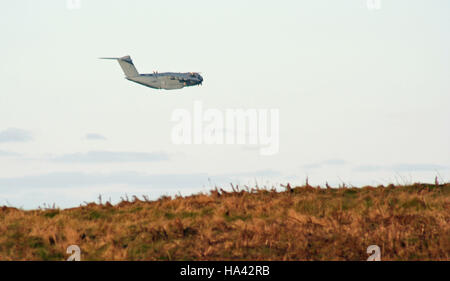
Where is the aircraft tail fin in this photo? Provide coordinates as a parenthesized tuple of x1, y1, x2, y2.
(100, 55, 139, 78)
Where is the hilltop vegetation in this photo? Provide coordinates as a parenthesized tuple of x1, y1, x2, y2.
(0, 183, 449, 260)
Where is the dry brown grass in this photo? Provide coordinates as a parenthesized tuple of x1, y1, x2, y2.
(0, 183, 449, 261)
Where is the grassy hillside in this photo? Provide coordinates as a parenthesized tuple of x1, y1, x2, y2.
(0, 183, 449, 261)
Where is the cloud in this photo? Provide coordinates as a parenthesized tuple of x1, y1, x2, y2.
(323, 159, 347, 165)
(51, 151, 170, 163)
(231, 170, 280, 178)
(391, 164, 448, 172)
(354, 163, 448, 172)
(303, 158, 347, 169)
(0, 128, 33, 142)
(0, 170, 281, 190)
(85, 133, 107, 140)
(0, 171, 200, 189)
(0, 150, 21, 157)
(354, 165, 383, 172)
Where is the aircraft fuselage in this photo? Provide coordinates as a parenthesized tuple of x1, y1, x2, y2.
(127, 72, 203, 90)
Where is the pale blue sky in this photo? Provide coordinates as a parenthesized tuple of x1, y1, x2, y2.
(0, 0, 449, 208)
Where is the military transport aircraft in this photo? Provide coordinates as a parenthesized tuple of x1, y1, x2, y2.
(100, 55, 203, 90)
